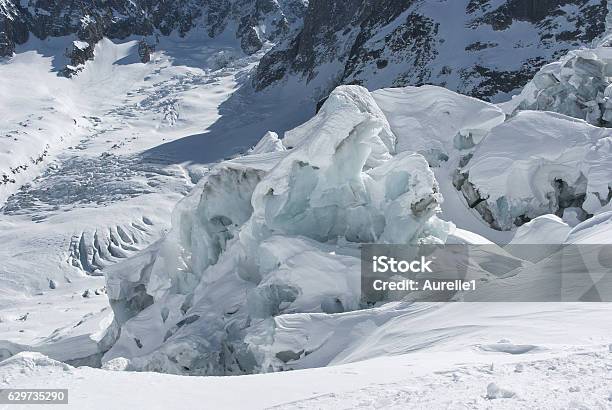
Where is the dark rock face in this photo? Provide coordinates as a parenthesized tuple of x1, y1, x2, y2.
(62, 40, 96, 77)
(0, 1, 27, 56)
(0, 0, 307, 59)
(253, 0, 607, 102)
(137, 40, 153, 63)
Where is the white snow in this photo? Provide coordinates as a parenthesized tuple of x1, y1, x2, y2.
(505, 215, 571, 262)
(372, 85, 505, 160)
(566, 210, 612, 244)
(248, 131, 285, 155)
(72, 40, 89, 50)
(464, 111, 612, 230)
(2, 14, 612, 410)
(2, 303, 612, 409)
(0, 41, 80, 204)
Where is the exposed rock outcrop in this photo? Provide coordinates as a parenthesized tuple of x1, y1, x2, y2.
(62, 41, 95, 77)
(137, 40, 153, 63)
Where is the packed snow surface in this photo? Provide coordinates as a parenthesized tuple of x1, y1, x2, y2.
(2, 303, 612, 409)
(371, 86, 505, 161)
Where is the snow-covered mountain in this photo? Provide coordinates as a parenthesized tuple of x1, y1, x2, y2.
(3, 1, 607, 100)
(254, 0, 607, 102)
(0, 0, 307, 63)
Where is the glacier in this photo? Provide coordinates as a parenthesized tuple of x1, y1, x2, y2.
(2, 4, 612, 408)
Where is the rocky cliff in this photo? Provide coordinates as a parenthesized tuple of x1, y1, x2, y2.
(0, 0, 307, 58)
(1, 1, 607, 100)
(253, 0, 607, 101)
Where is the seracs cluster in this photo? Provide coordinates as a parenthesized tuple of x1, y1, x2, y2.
(102, 86, 454, 375)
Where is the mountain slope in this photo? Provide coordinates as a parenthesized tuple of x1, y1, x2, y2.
(254, 0, 607, 102)
(0, 0, 307, 58)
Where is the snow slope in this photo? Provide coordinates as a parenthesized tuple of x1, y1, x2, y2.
(0, 38, 80, 204)
(1, 302, 612, 409)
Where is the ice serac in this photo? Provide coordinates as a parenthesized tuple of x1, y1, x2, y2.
(507, 47, 612, 126)
(371, 85, 505, 164)
(505, 2, 612, 127)
(248, 131, 286, 155)
(282, 85, 396, 168)
(103, 85, 451, 375)
(458, 111, 612, 230)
